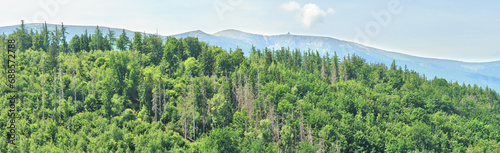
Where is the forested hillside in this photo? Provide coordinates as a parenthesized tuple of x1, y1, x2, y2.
(1, 22, 500, 152)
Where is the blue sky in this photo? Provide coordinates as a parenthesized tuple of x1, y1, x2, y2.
(1, 0, 499, 62)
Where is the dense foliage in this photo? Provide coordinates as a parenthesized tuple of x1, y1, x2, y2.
(1, 21, 500, 152)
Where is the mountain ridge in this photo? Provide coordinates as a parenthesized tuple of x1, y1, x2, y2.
(2, 23, 497, 63)
(1, 23, 499, 91)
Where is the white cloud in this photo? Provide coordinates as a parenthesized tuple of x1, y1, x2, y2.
(281, 1, 335, 29)
(327, 8, 336, 14)
(281, 1, 300, 11)
(302, 4, 328, 28)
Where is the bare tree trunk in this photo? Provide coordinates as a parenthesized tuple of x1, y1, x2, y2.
(59, 62, 63, 120)
(158, 79, 162, 119)
(181, 86, 188, 139)
(190, 76, 195, 141)
(42, 68, 45, 119)
(233, 72, 244, 111)
(269, 102, 279, 143)
(299, 108, 304, 141)
(91, 64, 94, 95)
(152, 84, 158, 123)
(224, 72, 230, 127)
(184, 117, 187, 139)
(212, 71, 217, 91)
(308, 125, 313, 145)
(331, 62, 337, 85)
(201, 76, 207, 134)
(333, 137, 339, 152)
(53, 70, 57, 119)
(318, 136, 325, 153)
(81, 90, 84, 107)
(163, 79, 166, 113)
(73, 57, 76, 111)
(341, 62, 348, 81)
(256, 68, 261, 127)
(244, 74, 254, 120)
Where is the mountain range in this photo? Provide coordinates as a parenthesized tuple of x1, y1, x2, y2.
(2, 23, 499, 91)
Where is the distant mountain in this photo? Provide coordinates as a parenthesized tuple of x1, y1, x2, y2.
(2, 23, 499, 91)
(175, 29, 500, 92)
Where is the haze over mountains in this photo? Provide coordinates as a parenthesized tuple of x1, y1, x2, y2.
(2, 23, 499, 91)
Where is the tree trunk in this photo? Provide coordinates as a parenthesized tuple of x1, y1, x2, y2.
(42, 69, 45, 119)
(299, 108, 304, 141)
(73, 58, 76, 111)
(152, 84, 157, 123)
(331, 62, 337, 85)
(91, 64, 94, 95)
(201, 76, 206, 134)
(53, 70, 57, 119)
(191, 76, 195, 141)
(256, 68, 261, 128)
(59, 62, 63, 120)
(157, 79, 161, 120)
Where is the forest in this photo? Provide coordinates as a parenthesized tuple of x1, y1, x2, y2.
(1, 21, 500, 152)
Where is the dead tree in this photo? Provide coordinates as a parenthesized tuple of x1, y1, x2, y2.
(233, 72, 244, 110)
(269, 101, 279, 143)
(318, 135, 325, 153)
(244, 74, 254, 121)
(200, 76, 207, 134)
(190, 76, 196, 141)
(330, 61, 337, 85)
(212, 71, 217, 91)
(91, 64, 95, 95)
(73, 56, 76, 111)
(299, 107, 305, 142)
(256, 68, 261, 127)
(59, 62, 63, 120)
(341, 61, 348, 81)
(157, 79, 161, 118)
(152, 84, 158, 123)
(163, 79, 166, 115)
(53, 70, 57, 119)
(307, 125, 313, 145)
(180, 86, 188, 139)
(41, 65, 45, 119)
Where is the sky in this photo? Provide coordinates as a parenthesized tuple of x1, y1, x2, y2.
(1, 0, 499, 62)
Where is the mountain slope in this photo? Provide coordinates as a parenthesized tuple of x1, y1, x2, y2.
(1, 23, 499, 91)
(178, 29, 500, 92)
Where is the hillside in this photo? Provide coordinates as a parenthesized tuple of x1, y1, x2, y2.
(2, 23, 498, 92)
(1, 27, 500, 152)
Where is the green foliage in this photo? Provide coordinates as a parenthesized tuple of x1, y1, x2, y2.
(131, 32, 142, 52)
(70, 35, 80, 53)
(84, 94, 98, 112)
(200, 44, 215, 76)
(183, 37, 201, 58)
(163, 37, 181, 72)
(89, 25, 106, 51)
(203, 127, 240, 152)
(115, 29, 130, 51)
(143, 34, 163, 65)
(184, 57, 199, 77)
(2, 23, 500, 152)
(80, 29, 90, 52)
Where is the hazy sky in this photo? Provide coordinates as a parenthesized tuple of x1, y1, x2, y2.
(1, 0, 499, 62)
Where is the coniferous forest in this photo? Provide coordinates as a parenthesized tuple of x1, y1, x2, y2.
(1, 22, 500, 152)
